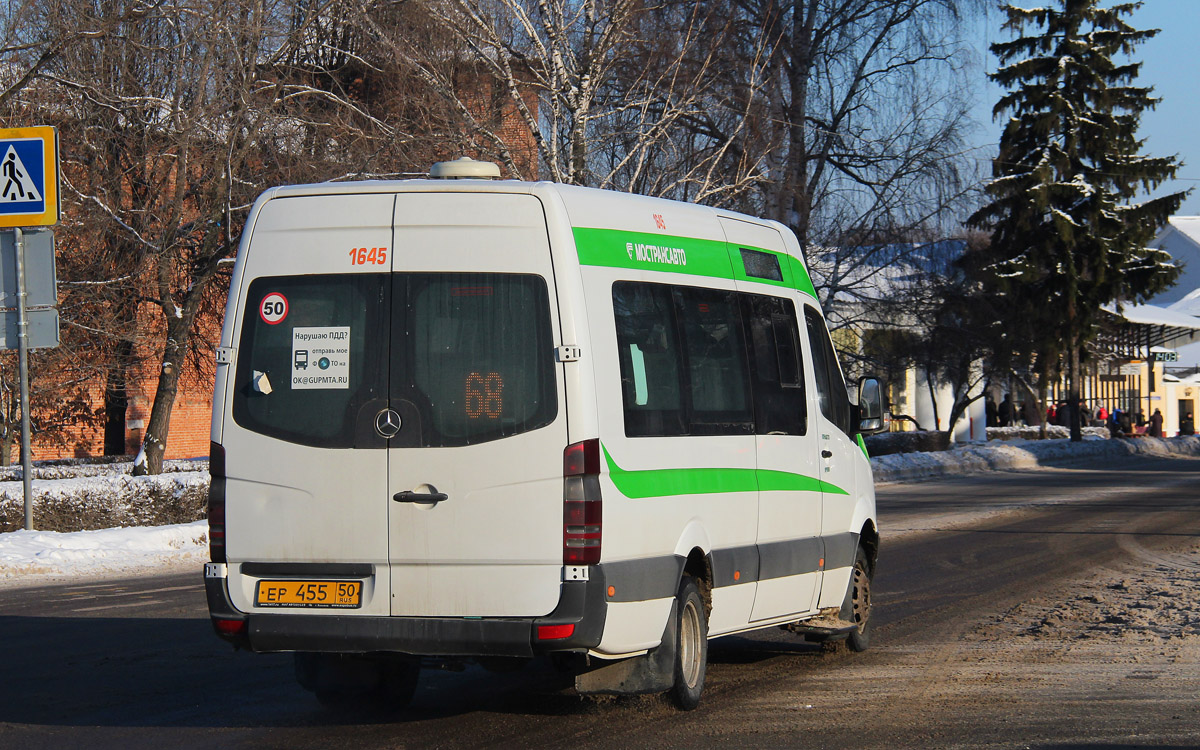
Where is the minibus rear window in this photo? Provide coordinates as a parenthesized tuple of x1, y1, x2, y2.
(231, 272, 556, 449)
(404, 273, 557, 447)
(233, 274, 389, 449)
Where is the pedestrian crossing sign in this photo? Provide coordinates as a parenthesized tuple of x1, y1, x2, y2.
(0, 126, 59, 228)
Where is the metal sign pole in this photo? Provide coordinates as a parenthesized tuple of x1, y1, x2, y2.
(14, 227, 33, 530)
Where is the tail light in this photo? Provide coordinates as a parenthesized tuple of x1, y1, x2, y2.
(563, 439, 602, 565)
(537, 623, 576, 640)
(208, 441, 226, 564)
(213, 618, 246, 637)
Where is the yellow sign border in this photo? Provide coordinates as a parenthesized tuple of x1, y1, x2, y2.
(0, 125, 59, 228)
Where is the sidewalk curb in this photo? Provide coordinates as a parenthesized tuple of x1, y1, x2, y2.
(872, 436, 1200, 484)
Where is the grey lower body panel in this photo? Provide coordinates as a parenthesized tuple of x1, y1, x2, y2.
(601, 532, 862, 602)
(249, 613, 540, 657)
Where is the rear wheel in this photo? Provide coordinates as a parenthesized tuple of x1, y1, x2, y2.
(668, 575, 708, 710)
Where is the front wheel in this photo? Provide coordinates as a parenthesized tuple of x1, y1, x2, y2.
(668, 575, 708, 710)
(844, 547, 873, 652)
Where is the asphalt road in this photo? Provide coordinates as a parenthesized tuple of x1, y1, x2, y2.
(1, 454, 1197, 749)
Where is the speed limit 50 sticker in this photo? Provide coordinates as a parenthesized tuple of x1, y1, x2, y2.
(260, 292, 289, 325)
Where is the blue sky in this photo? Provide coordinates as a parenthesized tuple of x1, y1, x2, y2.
(971, 0, 1200, 215)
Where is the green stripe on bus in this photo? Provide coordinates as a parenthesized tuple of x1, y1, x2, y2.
(602, 444, 846, 499)
(574, 227, 733, 279)
(573, 226, 818, 299)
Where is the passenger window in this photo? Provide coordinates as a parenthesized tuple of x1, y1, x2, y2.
(675, 287, 753, 435)
(614, 282, 686, 436)
(744, 295, 806, 435)
(804, 306, 852, 436)
(613, 282, 753, 437)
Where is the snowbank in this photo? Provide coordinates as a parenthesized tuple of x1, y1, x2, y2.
(0, 520, 208, 584)
(0, 457, 206, 481)
(0, 469, 209, 532)
(872, 435, 1200, 483)
(986, 425, 1110, 441)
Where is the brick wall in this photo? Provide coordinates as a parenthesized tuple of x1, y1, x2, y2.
(22, 301, 219, 463)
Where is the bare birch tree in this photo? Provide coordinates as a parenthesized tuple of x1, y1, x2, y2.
(351, 0, 766, 198)
(687, 0, 983, 332)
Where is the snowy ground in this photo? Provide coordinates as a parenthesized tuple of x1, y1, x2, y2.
(0, 521, 208, 586)
(0, 435, 1198, 588)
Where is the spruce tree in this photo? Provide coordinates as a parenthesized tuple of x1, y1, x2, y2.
(968, 0, 1189, 441)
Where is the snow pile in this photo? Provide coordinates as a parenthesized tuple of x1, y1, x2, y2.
(873, 435, 1200, 483)
(987, 425, 1110, 441)
(0, 470, 209, 532)
(0, 457, 205, 481)
(0, 520, 208, 582)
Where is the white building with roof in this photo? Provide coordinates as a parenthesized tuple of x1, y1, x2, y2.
(1138, 217, 1200, 368)
(1147, 217, 1200, 307)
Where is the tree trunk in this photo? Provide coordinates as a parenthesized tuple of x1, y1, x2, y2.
(1037, 370, 1048, 440)
(131, 316, 189, 476)
(925, 368, 941, 432)
(1069, 341, 1083, 442)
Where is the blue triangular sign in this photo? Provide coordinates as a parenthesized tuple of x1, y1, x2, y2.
(1, 145, 42, 204)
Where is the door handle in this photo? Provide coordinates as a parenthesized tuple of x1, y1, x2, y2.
(393, 490, 448, 503)
(821, 450, 833, 459)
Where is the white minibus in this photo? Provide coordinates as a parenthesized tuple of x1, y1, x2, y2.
(204, 159, 885, 710)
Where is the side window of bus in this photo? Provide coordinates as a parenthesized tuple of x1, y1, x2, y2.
(804, 306, 852, 437)
(613, 282, 686, 436)
(613, 281, 753, 437)
(744, 294, 806, 435)
(674, 286, 753, 435)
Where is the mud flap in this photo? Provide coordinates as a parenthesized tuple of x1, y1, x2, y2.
(783, 574, 860, 642)
(575, 599, 678, 696)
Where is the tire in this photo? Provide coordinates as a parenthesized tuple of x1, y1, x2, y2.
(668, 575, 708, 710)
(844, 547, 873, 652)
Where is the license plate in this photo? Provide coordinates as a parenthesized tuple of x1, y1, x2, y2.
(255, 580, 362, 609)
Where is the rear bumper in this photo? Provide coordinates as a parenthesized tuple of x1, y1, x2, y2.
(204, 565, 607, 659)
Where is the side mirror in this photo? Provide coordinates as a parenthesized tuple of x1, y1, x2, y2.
(857, 377, 885, 434)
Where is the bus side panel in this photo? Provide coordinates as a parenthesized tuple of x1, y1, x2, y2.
(580, 263, 759, 652)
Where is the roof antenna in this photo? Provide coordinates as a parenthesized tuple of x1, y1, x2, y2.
(429, 157, 500, 180)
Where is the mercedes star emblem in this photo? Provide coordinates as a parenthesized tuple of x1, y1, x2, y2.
(375, 408, 402, 438)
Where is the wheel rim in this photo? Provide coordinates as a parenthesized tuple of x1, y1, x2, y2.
(851, 563, 871, 632)
(679, 598, 702, 689)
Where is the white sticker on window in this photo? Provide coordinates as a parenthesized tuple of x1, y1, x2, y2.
(291, 326, 350, 389)
(630, 343, 648, 406)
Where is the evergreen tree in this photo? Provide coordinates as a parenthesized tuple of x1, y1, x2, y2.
(968, 0, 1189, 441)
